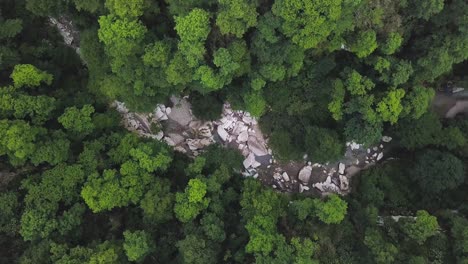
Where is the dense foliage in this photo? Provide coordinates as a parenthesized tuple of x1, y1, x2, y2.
(0, 0, 467, 263)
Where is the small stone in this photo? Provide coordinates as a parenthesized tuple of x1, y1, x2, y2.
(272, 185, 277, 189)
(380, 144, 383, 148)
(382, 136, 392, 142)
(253, 174, 259, 179)
(373, 147, 378, 151)
(267, 165, 271, 168)
(303, 154, 308, 160)
(307, 161, 312, 166)
(377, 152, 383, 161)
(165, 107, 171, 114)
(367, 149, 371, 154)
(273, 172, 281, 180)
(155, 131, 164, 140)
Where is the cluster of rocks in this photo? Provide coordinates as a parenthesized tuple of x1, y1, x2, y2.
(293, 136, 392, 195)
(113, 98, 216, 157)
(214, 103, 274, 178)
(271, 169, 302, 191)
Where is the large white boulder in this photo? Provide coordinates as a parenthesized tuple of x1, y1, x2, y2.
(338, 163, 345, 174)
(298, 165, 312, 184)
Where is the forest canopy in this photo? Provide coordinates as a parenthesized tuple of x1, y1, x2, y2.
(0, 0, 467, 263)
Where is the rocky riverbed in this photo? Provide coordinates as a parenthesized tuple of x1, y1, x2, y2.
(114, 98, 392, 196)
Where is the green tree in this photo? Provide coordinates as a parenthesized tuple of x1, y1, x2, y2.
(123, 230, 153, 262)
(402, 86, 435, 119)
(401, 210, 439, 245)
(272, 0, 343, 49)
(216, 0, 258, 37)
(344, 117, 383, 146)
(174, 8, 211, 67)
(411, 0, 444, 20)
(411, 149, 465, 194)
(0, 120, 42, 166)
(20, 164, 86, 241)
(243, 91, 266, 117)
(10, 64, 52, 88)
(140, 179, 174, 224)
(350, 30, 378, 58)
(376, 89, 405, 124)
(380, 32, 403, 55)
(174, 178, 210, 222)
(176, 235, 217, 264)
(305, 126, 343, 162)
(364, 228, 398, 264)
(58, 105, 95, 135)
(344, 70, 375, 95)
(314, 194, 347, 224)
(105, 0, 145, 18)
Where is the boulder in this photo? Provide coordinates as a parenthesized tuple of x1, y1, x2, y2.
(282, 172, 290, 182)
(338, 163, 345, 174)
(298, 165, 312, 184)
(243, 153, 255, 169)
(237, 131, 249, 143)
(247, 136, 269, 156)
(168, 96, 192, 126)
(382, 136, 392, 143)
(217, 125, 229, 141)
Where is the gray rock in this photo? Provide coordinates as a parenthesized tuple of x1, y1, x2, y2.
(247, 136, 269, 156)
(243, 153, 255, 169)
(168, 96, 192, 126)
(237, 131, 249, 143)
(217, 125, 229, 141)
